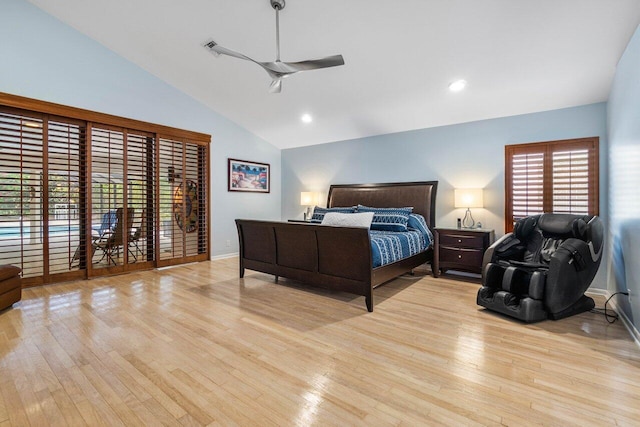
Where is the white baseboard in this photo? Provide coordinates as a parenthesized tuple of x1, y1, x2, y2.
(212, 252, 238, 261)
(587, 289, 640, 348)
(586, 288, 608, 297)
(608, 296, 640, 348)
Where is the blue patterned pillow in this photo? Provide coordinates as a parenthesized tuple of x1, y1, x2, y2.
(310, 206, 355, 223)
(357, 205, 413, 232)
(408, 213, 433, 243)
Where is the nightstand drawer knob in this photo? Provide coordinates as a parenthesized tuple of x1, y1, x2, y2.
(458, 255, 462, 259)
(458, 239, 462, 243)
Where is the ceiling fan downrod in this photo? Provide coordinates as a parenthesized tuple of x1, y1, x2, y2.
(271, 0, 285, 62)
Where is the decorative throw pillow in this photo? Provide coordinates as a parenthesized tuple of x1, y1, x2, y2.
(407, 213, 433, 241)
(357, 205, 413, 232)
(310, 206, 355, 223)
(321, 212, 375, 228)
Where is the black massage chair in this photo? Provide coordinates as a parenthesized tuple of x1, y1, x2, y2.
(477, 213, 604, 322)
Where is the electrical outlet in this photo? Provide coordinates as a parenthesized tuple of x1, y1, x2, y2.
(226, 239, 231, 247)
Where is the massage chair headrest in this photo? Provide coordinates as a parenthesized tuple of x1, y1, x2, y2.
(513, 214, 598, 242)
(538, 213, 591, 240)
(513, 215, 540, 241)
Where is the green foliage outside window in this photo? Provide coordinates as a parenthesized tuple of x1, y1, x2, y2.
(0, 171, 81, 218)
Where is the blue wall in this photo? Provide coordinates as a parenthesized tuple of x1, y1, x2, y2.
(607, 24, 640, 332)
(282, 103, 609, 287)
(2, 0, 624, 299)
(0, 0, 282, 257)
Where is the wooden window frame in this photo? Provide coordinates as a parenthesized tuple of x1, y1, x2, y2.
(0, 92, 211, 286)
(505, 137, 599, 233)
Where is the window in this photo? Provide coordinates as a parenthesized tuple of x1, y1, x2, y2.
(505, 137, 599, 233)
(0, 92, 210, 286)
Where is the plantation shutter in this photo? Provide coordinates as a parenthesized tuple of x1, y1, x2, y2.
(1, 92, 210, 286)
(505, 137, 599, 233)
(48, 118, 86, 277)
(157, 137, 208, 267)
(184, 142, 207, 257)
(0, 109, 45, 280)
(126, 131, 155, 266)
(90, 126, 126, 272)
(511, 151, 545, 221)
(552, 149, 590, 214)
(0, 108, 89, 284)
(158, 138, 184, 261)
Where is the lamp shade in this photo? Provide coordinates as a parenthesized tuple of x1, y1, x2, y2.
(300, 192, 319, 206)
(454, 188, 484, 208)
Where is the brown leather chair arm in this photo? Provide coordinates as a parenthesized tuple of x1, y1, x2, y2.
(0, 265, 21, 282)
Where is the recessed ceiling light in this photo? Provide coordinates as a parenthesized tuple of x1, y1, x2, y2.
(301, 113, 313, 124)
(448, 79, 467, 92)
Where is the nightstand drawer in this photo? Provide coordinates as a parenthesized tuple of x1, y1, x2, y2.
(439, 233, 485, 249)
(433, 227, 495, 277)
(439, 246, 484, 267)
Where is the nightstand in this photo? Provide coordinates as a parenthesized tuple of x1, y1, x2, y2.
(433, 227, 495, 277)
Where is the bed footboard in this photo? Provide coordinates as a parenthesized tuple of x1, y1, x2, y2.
(236, 220, 375, 310)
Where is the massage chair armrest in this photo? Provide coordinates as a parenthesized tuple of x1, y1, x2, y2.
(482, 232, 524, 267)
(546, 238, 599, 314)
(552, 238, 593, 272)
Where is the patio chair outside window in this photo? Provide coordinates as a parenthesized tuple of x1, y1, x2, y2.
(92, 208, 133, 265)
(128, 209, 146, 263)
(91, 210, 117, 239)
(70, 210, 118, 268)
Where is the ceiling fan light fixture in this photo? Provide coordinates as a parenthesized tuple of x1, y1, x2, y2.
(449, 79, 467, 92)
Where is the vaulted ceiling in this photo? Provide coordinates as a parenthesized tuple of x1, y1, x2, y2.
(28, 0, 640, 149)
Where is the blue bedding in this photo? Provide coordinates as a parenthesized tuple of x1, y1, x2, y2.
(370, 216, 433, 268)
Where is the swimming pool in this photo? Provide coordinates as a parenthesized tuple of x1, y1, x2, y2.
(0, 225, 80, 238)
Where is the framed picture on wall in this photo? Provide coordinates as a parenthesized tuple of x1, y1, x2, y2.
(228, 158, 270, 193)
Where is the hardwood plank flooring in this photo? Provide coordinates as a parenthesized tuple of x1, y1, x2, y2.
(0, 258, 639, 426)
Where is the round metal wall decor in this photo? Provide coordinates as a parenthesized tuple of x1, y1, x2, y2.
(174, 180, 198, 233)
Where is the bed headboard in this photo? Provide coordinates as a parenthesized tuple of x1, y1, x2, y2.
(327, 181, 438, 230)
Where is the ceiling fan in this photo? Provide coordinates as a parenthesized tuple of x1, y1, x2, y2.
(203, 0, 345, 93)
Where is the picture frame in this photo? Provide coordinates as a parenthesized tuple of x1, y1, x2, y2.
(228, 158, 270, 193)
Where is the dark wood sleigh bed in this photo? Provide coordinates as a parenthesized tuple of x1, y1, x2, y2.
(235, 181, 438, 311)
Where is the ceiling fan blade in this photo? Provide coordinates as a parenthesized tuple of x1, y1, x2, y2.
(281, 55, 345, 71)
(259, 54, 344, 77)
(204, 40, 284, 80)
(269, 79, 282, 93)
(204, 40, 260, 64)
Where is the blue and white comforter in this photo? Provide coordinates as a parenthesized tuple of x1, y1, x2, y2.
(370, 225, 433, 268)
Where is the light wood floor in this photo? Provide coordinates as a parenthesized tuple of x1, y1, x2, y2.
(1, 258, 639, 426)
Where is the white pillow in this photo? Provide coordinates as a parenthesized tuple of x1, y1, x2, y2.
(321, 212, 374, 228)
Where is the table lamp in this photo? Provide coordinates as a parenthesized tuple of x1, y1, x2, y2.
(300, 192, 319, 221)
(454, 188, 484, 228)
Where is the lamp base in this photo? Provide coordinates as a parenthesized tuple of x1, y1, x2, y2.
(304, 206, 313, 221)
(462, 208, 475, 228)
